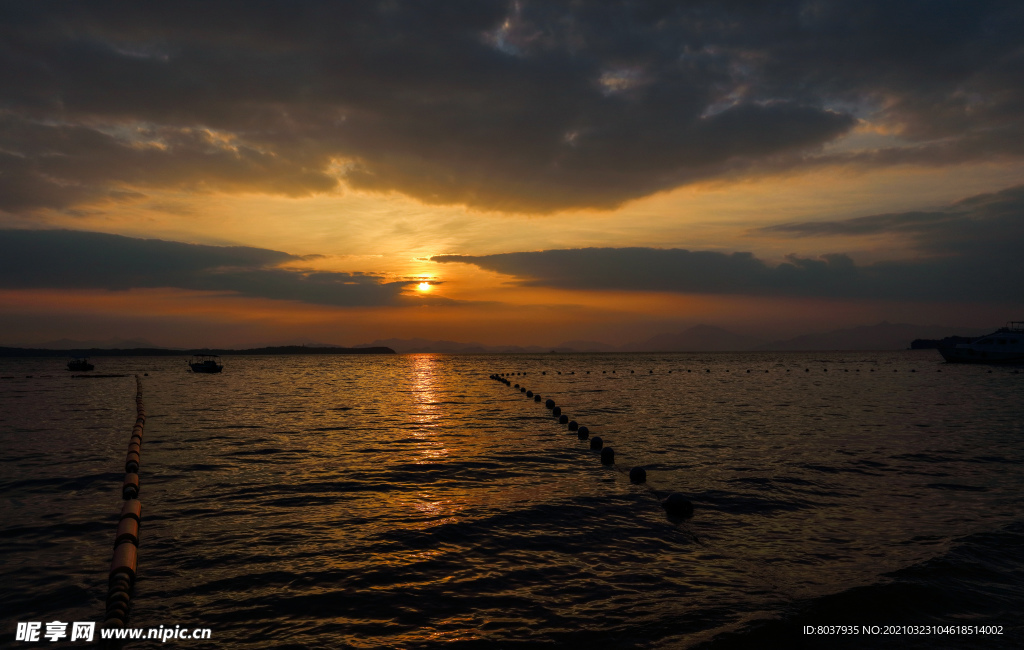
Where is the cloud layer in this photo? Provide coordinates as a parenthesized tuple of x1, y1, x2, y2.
(0, 229, 415, 306)
(2, 1, 1022, 213)
(432, 185, 1024, 302)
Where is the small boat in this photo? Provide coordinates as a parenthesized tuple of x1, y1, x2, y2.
(188, 355, 224, 373)
(67, 358, 94, 371)
(939, 322, 1024, 364)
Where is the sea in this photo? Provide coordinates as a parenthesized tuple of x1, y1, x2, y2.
(1, 351, 1022, 649)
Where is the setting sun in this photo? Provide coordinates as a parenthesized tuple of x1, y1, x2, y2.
(417, 282, 432, 292)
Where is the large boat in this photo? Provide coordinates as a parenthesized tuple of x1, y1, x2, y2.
(188, 355, 224, 373)
(67, 358, 94, 371)
(939, 322, 1024, 364)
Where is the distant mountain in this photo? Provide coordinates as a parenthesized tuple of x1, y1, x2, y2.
(555, 339, 620, 352)
(252, 337, 342, 348)
(757, 321, 989, 351)
(355, 338, 557, 354)
(14, 336, 167, 350)
(357, 338, 484, 353)
(623, 325, 765, 352)
(22, 322, 993, 356)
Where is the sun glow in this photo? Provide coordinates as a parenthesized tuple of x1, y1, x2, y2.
(417, 282, 432, 292)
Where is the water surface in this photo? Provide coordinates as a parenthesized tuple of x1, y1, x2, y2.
(2, 352, 1022, 648)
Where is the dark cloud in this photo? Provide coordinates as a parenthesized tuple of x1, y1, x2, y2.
(432, 247, 1020, 302)
(432, 184, 1024, 302)
(758, 183, 1024, 261)
(3, 1, 1018, 213)
(0, 229, 419, 306)
(0, 115, 336, 212)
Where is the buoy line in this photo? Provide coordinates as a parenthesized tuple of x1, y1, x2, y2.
(103, 375, 147, 637)
(488, 371, 810, 603)
(502, 365, 952, 377)
(488, 373, 695, 521)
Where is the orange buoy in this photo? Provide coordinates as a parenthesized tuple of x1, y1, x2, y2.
(109, 542, 138, 584)
(122, 473, 140, 500)
(120, 499, 142, 522)
(115, 518, 140, 546)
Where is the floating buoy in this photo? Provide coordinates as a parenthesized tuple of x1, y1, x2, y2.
(590, 436, 603, 450)
(630, 370, 634, 374)
(108, 572, 131, 594)
(552, 406, 562, 417)
(559, 414, 568, 424)
(662, 493, 694, 518)
(568, 420, 579, 431)
(600, 447, 614, 464)
(534, 395, 541, 402)
(514, 383, 519, 388)
(114, 517, 140, 546)
(105, 590, 130, 622)
(125, 452, 140, 474)
(106, 589, 130, 609)
(122, 473, 140, 500)
(577, 426, 589, 440)
(542, 371, 546, 375)
(526, 391, 533, 397)
(520, 387, 526, 393)
(120, 499, 142, 522)
(545, 399, 555, 409)
(629, 467, 646, 484)
(109, 542, 138, 584)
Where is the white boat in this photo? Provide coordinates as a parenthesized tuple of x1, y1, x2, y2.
(939, 322, 1024, 364)
(188, 355, 224, 373)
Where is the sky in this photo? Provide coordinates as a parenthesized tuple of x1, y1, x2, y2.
(1, 0, 1023, 348)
